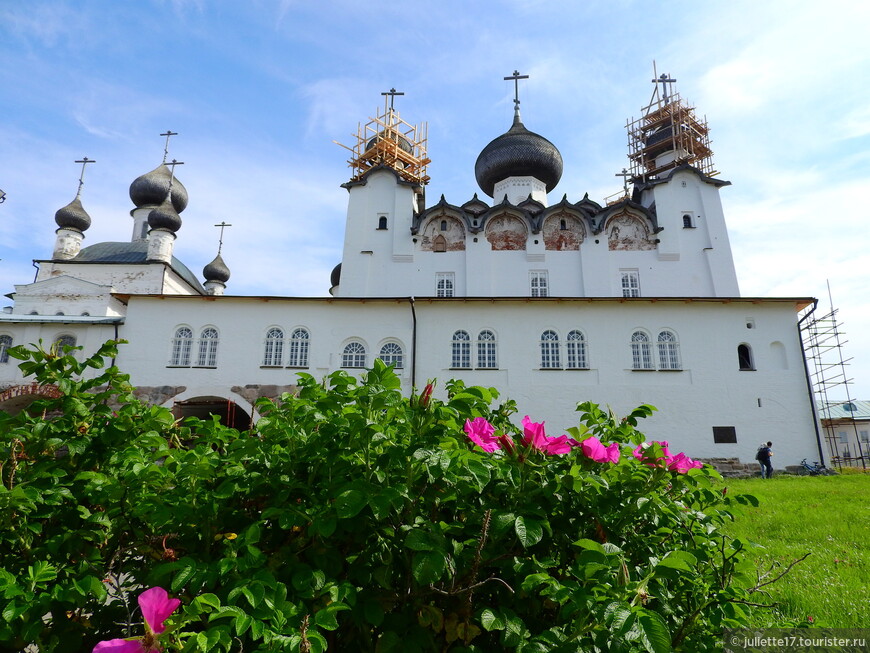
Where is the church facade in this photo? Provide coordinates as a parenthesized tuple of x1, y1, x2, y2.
(0, 76, 823, 465)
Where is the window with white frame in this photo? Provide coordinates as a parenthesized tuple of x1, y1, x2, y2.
(631, 331, 653, 369)
(378, 342, 404, 369)
(197, 327, 219, 367)
(452, 330, 471, 368)
(436, 272, 455, 298)
(0, 335, 12, 364)
(170, 327, 193, 366)
(287, 328, 310, 367)
(530, 271, 549, 297)
(341, 341, 366, 368)
(657, 330, 681, 370)
(540, 330, 560, 369)
(477, 330, 497, 369)
(566, 330, 587, 369)
(262, 327, 284, 366)
(621, 270, 640, 297)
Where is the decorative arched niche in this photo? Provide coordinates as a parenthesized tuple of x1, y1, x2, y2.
(543, 212, 585, 251)
(420, 215, 466, 251)
(485, 213, 527, 251)
(606, 211, 655, 251)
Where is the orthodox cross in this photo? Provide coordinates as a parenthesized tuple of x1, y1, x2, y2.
(74, 157, 96, 198)
(160, 130, 178, 164)
(652, 73, 677, 104)
(381, 88, 404, 111)
(504, 70, 529, 109)
(615, 168, 632, 195)
(214, 221, 232, 255)
(165, 158, 184, 193)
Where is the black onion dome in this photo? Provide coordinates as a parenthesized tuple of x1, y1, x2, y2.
(330, 263, 342, 287)
(54, 196, 91, 231)
(474, 113, 563, 198)
(366, 130, 414, 154)
(129, 164, 189, 212)
(147, 198, 182, 232)
(203, 253, 230, 283)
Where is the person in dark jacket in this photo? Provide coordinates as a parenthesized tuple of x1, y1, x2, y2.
(756, 441, 773, 479)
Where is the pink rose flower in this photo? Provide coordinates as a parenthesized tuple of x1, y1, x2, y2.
(93, 587, 180, 653)
(463, 417, 501, 452)
(521, 416, 576, 455)
(580, 435, 620, 463)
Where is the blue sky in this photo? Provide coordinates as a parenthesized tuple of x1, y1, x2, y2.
(1, 0, 869, 399)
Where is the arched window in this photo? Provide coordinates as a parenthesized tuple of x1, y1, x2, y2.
(738, 344, 754, 371)
(197, 327, 219, 367)
(451, 330, 471, 369)
(263, 327, 284, 366)
(631, 331, 653, 370)
(657, 330, 681, 370)
(54, 334, 77, 352)
(342, 342, 366, 368)
(378, 216, 388, 230)
(440, 220, 448, 231)
(566, 330, 587, 369)
(477, 330, 497, 369)
(540, 330, 561, 369)
(434, 235, 447, 252)
(436, 273, 454, 298)
(560, 218, 567, 230)
(0, 335, 12, 364)
(682, 214, 693, 228)
(378, 342, 404, 369)
(288, 328, 310, 368)
(170, 327, 193, 366)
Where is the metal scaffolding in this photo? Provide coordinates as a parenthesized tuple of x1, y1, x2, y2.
(800, 289, 867, 470)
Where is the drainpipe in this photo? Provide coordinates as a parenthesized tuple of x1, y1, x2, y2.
(409, 296, 417, 390)
(798, 299, 826, 465)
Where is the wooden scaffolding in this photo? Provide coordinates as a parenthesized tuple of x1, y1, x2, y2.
(336, 97, 430, 186)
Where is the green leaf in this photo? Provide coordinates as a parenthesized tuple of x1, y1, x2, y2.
(480, 608, 505, 631)
(335, 489, 367, 519)
(412, 551, 446, 584)
(171, 558, 197, 592)
(657, 551, 697, 572)
(573, 538, 605, 553)
(405, 528, 441, 552)
(637, 609, 671, 653)
(515, 516, 544, 547)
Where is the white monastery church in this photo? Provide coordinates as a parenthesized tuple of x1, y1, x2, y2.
(0, 73, 825, 466)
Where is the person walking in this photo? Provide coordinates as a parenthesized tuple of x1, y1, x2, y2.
(756, 441, 773, 479)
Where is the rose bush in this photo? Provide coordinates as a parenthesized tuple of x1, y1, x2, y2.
(0, 340, 760, 652)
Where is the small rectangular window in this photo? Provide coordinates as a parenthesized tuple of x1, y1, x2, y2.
(860, 430, 869, 443)
(712, 426, 737, 443)
(436, 272, 455, 298)
(620, 270, 640, 297)
(530, 271, 548, 297)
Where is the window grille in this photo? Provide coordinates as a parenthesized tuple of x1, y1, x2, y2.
(378, 342, 404, 369)
(621, 270, 640, 297)
(288, 328, 310, 367)
(631, 331, 653, 369)
(436, 273, 454, 298)
(540, 330, 560, 369)
(170, 327, 193, 366)
(451, 331, 471, 368)
(197, 328, 219, 367)
(263, 327, 284, 366)
(530, 271, 548, 297)
(657, 330, 681, 370)
(0, 335, 11, 364)
(477, 330, 497, 369)
(566, 330, 587, 369)
(342, 342, 366, 368)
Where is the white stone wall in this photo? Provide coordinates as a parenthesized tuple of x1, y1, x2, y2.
(108, 295, 819, 466)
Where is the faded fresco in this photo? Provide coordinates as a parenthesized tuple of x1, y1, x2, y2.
(543, 213, 586, 251)
(606, 212, 655, 251)
(485, 214, 527, 251)
(419, 216, 466, 251)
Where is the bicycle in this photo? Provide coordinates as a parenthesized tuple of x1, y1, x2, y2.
(800, 459, 835, 476)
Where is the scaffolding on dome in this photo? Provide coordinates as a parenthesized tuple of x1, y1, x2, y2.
(335, 97, 430, 186)
(800, 287, 868, 471)
(625, 82, 717, 181)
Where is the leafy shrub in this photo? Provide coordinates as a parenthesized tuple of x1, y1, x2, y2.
(0, 341, 759, 652)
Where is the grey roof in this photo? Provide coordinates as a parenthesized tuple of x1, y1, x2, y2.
(819, 400, 870, 421)
(55, 196, 91, 231)
(474, 112, 563, 197)
(69, 241, 205, 293)
(129, 164, 189, 212)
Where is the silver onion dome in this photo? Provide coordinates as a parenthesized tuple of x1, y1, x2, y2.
(129, 164, 189, 212)
(147, 197, 182, 232)
(203, 253, 231, 283)
(54, 196, 92, 231)
(474, 113, 563, 198)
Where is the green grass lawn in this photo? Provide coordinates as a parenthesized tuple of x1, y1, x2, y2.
(722, 474, 870, 627)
